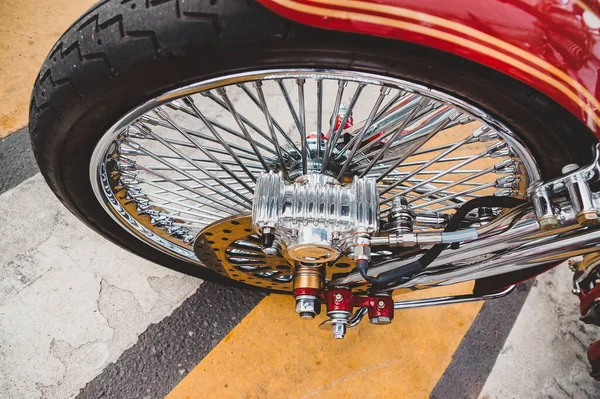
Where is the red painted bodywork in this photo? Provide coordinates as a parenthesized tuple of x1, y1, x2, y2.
(354, 295, 394, 321)
(324, 288, 395, 321)
(258, 0, 600, 137)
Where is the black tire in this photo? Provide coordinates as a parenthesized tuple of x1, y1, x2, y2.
(30, 0, 596, 290)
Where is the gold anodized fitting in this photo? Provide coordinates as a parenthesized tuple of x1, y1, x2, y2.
(538, 215, 558, 230)
(293, 265, 324, 290)
(576, 210, 600, 226)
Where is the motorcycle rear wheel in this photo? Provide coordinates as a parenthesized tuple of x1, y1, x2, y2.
(29, 0, 596, 292)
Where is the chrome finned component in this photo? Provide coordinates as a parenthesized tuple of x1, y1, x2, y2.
(252, 172, 379, 263)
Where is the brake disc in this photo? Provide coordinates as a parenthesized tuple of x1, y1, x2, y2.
(194, 215, 355, 292)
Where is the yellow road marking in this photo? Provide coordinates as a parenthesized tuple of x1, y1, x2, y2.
(168, 282, 481, 399)
(0, 0, 95, 137)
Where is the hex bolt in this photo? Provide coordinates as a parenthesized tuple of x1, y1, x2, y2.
(332, 322, 346, 339)
(370, 316, 392, 325)
(334, 293, 343, 302)
(377, 300, 386, 308)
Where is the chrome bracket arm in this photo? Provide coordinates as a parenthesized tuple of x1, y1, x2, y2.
(349, 285, 515, 328)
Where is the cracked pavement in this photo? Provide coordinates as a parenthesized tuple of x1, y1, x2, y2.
(480, 265, 600, 398)
(0, 174, 201, 399)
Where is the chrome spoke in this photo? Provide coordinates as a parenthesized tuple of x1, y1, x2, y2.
(352, 107, 457, 165)
(316, 78, 324, 158)
(238, 83, 301, 155)
(124, 138, 251, 211)
(150, 108, 254, 201)
(407, 165, 497, 204)
(202, 91, 277, 149)
(358, 98, 431, 177)
(254, 81, 290, 180)
(184, 97, 258, 184)
(373, 90, 406, 122)
(297, 78, 309, 174)
(216, 87, 270, 172)
(323, 83, 366, 165)
(336, 86, 390, 180)
(321, 80, 347, 172)
(118, 157, 238, 216)
(411, 182, 497, 210)
(377, 133, 474, 194)
(367, 114, 456, 185)
(276, 78, 303, 135)
(138, 114, 279, 157)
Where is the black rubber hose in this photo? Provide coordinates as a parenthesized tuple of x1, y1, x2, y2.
(359, 196, 528, 288)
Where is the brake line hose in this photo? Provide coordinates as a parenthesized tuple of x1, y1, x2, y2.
(358, 196, 529, 288)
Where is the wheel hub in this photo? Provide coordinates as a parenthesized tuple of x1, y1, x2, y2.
(252, 172, 380, 263)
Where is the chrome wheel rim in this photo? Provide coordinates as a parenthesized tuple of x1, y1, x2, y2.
(90, 69, 540, 290)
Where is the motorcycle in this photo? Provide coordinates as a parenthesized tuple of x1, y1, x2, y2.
(29, 0, 600, 377)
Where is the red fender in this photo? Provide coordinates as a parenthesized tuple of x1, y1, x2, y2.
(257, 0, 600, 138)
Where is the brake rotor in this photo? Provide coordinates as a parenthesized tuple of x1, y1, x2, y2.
(193, 214, 356, 292)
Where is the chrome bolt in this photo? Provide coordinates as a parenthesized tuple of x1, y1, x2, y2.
(334, 293, 343, 302)
(295, 296, 320, 319)
(562, 163, 579, 174)
(370, 316, 392, 325)
(377, 300, 386, 308)
(332, 322, 346, 339)
(538, 215, 559, 230)
(262, 242, 281, 257)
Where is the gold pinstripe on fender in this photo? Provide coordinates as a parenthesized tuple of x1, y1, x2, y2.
(305, 0, 600, 112)
(269, 0, 600, 129)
